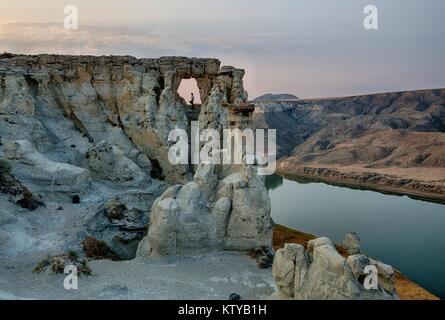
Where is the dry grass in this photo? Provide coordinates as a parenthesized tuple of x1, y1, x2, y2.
(393, 273, 439, 300)
(273, 224, 439, 300)
(33, 252, 91, 275)
(82, 236, 120, 261)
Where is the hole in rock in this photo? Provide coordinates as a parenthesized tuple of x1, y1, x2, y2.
(177, 78, 201, 106)
(25, 76, 38, 98)
(150, 158, 165, 181)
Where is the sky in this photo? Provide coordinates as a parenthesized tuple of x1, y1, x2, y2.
(1, 0, 444, 99)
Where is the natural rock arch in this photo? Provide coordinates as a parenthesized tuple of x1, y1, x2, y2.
(177, 78, 201, 105)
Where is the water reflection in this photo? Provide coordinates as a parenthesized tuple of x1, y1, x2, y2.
(265, 174, 283, 191)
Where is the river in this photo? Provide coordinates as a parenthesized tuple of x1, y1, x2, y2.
(266, 174, 445, 299)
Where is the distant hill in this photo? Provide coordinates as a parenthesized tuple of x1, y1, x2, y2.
(253, 88, 445, 200)
(254, 93, 299, 101)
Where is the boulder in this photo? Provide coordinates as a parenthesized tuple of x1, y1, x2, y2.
(343, 232, 361, 255)
(272, 237, 399, 300)
(4, 140, 90, 193)
(137, 164, 273, 256)
(272, 244, 305, 297)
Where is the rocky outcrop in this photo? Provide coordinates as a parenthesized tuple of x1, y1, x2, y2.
(137, 164, 273, 256)
(0, 54, 229, 184)
(4, 140, 89, 193)
(343, 232, 361, 255)
(0, 54, 272, 258)
(0, 54, 254, 184)
(87, 190, 164, 259)
(86, 141, 149, 187)
(136, 62, 273, 256)
(272, 237, 399, 300)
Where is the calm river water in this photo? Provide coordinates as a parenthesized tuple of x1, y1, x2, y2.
(266, 174, 445, 299)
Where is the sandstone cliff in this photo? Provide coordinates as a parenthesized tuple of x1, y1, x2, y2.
(0, 54, 272, 260)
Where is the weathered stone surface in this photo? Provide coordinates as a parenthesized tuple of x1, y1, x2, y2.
(137, 163, 273, 256)
(87, 190, 164, 260)
(4, 140, 90, 193)
(0, 54, 238, 184)
(0, 230, 10, 246)
(343, 232, 361, 255)
(272, 237, 399, 300)
(272, 244, 304, 297)
(0, 53, 272, 260)
(347, 254, 370, 279)
(87, 141, 149, 187)
(137, 197, 180, 256)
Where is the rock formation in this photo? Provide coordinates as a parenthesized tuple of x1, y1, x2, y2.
(272, 237, 399, 300)
(0, 54, 272, 258)
(137, 164, 272, 256)
(343, 232, 361, 255)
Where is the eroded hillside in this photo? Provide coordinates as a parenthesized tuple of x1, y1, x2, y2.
(254, 89, 445, 200)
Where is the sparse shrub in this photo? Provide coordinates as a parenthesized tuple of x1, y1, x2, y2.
(67, 250, 79, 260)
(72, 195, 80, 204)
(104, 199, 127, 220)
(51, 258, 65, 273)
(0, 159, 11, 173)
(16, 190, 44, 211)
(247, 246, 275, 269)
(33, 255, 51, 273)
(33, 253, 91, 275)
(82, 236, 120, 261)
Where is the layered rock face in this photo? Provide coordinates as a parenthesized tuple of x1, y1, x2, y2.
(272, 237, 398, 300)
(0, 54, 226, 185)
(0, 54, 272, 258)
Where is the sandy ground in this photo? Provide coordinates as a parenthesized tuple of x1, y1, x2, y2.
(0, 189, 275, 300)
(0, 252, 275, 300)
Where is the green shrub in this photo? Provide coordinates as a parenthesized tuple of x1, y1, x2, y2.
(67, 250, 79, 260)
(16, 190, 44, 211)
(0, 159, 11, 173)
(33, 253, 91, 275)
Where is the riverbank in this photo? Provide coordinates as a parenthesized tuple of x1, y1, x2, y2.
(276, 163, 445, 204)
(272, 224, 439, 300)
